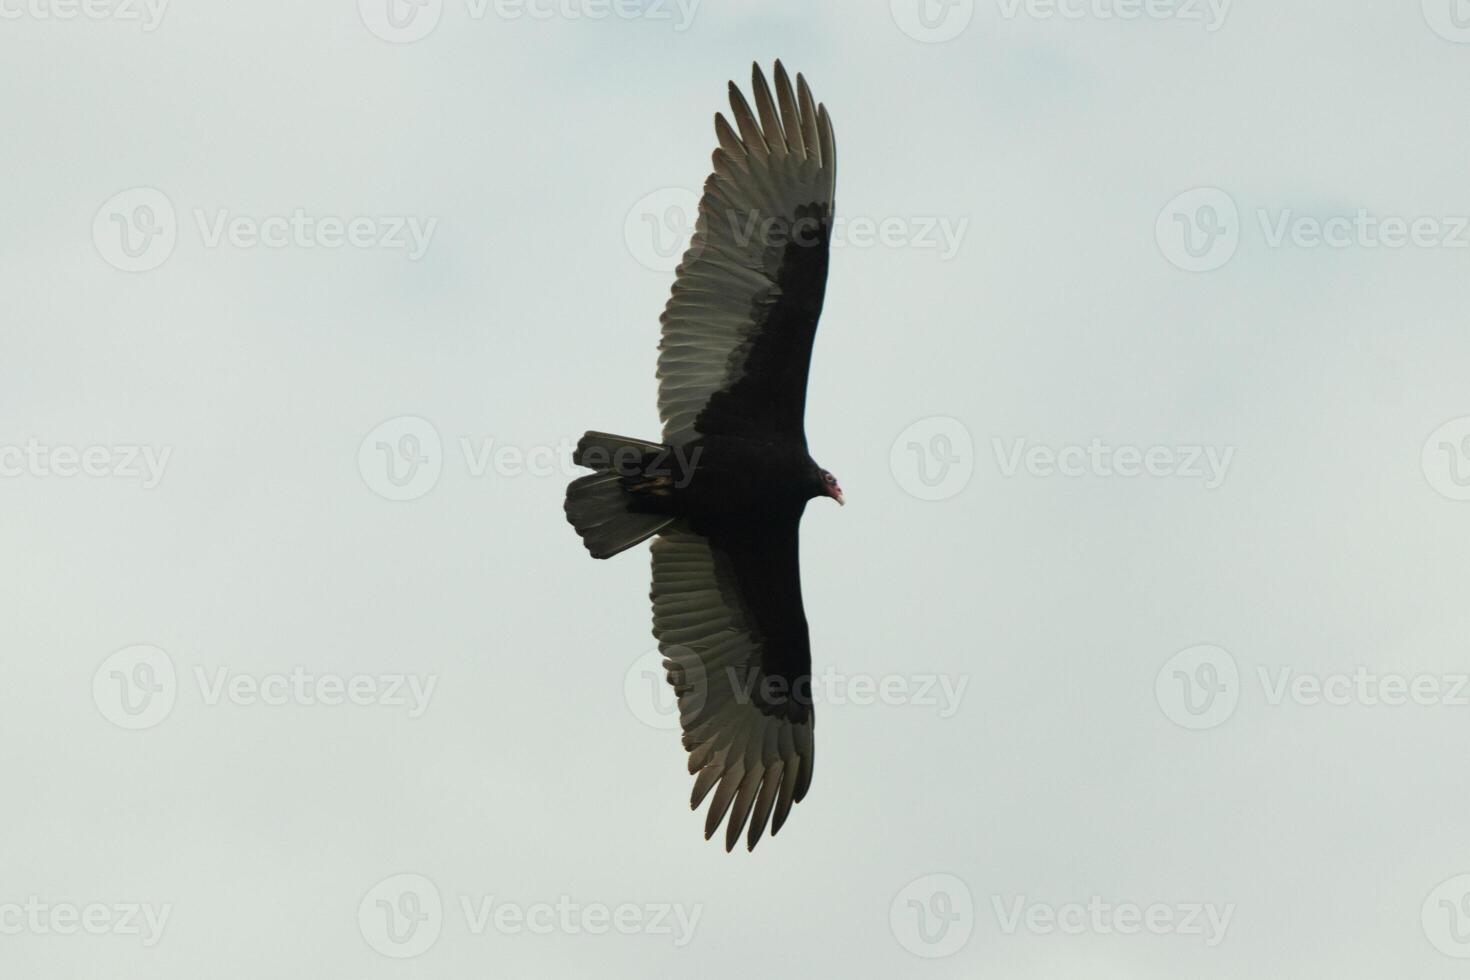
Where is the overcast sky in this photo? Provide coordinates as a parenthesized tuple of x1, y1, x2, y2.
(5, 0, 1470, 976)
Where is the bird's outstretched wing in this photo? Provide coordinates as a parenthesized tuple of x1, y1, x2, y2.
(657, 61, 837, 445)
(650, 523, 815, 851)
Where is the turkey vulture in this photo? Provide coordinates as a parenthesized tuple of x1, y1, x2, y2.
(564, 61, 841, 851)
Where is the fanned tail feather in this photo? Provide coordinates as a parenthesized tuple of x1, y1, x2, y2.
(564, 432, 678, 559)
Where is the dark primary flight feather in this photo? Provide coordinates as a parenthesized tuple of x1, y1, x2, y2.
(565, 60, 838, 851)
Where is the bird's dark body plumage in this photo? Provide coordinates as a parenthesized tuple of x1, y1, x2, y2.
(564, 61, 840, 851)
(673, 436, 821, 519)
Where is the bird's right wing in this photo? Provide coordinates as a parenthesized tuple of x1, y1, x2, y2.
(649, 523, 815, 851)
(656, 61, 837, 445)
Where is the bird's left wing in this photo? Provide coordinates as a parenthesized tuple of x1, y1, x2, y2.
(657, 61, 837, 445)
(650, 523, 815, 851)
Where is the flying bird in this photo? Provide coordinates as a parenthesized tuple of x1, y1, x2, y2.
(564, 61, 841, 851)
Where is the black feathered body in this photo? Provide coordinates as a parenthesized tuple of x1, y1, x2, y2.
(664, 435, 818, 524)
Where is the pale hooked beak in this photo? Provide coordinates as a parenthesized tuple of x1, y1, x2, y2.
(830, 487, 845, 506)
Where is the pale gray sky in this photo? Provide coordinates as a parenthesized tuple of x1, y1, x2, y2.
(5, 0, 1470, 976)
